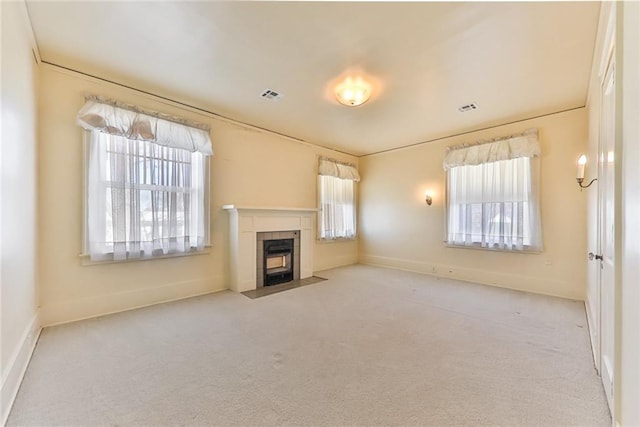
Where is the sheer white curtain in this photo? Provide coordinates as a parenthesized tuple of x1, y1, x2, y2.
(318, 175, 356, 239)
(445, 130, 542, 251)
(79, 96, 211, 261)
(318, 158, 359, 240)
(88, 132, 207, 260)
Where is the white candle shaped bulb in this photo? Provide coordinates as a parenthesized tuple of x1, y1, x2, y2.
(425, 191, 433, 205)
(577, 155, 587, 179)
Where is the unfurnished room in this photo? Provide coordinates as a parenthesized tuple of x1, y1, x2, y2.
(1, 1, 640, 426)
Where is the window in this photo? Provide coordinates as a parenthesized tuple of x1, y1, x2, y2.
(78, 96, 212, 261)
(444, 130, 542, 251)
(318, 158, 359, 240)
(318, 175, 356, 239)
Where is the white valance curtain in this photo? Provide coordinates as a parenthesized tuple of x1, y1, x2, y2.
(318, 157, 361, 182)
(78, 96, 210, 261)
(77, 95, 213, 155)
(443, 129, 540, 171)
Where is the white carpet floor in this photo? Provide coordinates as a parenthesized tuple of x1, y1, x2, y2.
(8, 265, 610, 426)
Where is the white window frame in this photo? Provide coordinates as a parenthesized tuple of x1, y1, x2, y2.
(317, 174, 357, 241)
(82, 131, 211, 262)
(445, 156, 542, 252)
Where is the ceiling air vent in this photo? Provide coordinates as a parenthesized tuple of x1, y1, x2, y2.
(260, 89, 283, 101)
(457, 103, 478, 113)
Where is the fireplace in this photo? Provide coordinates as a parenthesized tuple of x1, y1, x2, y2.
(223, 205, 315, 292)
(257, 230, 300, 288)
(263, 239, 294, 286)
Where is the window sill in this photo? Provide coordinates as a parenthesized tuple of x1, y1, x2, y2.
(316, 237, 358, 244)
(79, 245, 212, 266)
(444, 243, 542, 254)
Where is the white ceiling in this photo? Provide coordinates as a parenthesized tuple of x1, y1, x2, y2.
(26, 1, 600, 156)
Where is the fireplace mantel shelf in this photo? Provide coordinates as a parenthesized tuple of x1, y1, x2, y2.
(222, 205, 318, 213)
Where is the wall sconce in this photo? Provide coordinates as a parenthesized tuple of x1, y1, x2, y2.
(425, 192, 433, 206)
(576, 154, 597, 190)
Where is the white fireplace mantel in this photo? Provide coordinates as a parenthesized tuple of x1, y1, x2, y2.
(223, 205, 318, 292)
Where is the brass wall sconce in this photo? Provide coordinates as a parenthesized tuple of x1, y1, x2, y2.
(425, 192, 433, 206)
(576, 154, 597, 190)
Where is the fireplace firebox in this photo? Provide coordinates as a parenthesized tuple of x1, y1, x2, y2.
(263, 238, 294, 286)
(256, 230, 300, 288)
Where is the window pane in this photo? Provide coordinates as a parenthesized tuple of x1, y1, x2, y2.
(87, 131, 208, 260)
(318, 175, 356, 239)
(446, 157, 541, 251)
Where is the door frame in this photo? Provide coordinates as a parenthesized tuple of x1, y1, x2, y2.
(587, 4, 616, 416)
(598, 47, 616, 411)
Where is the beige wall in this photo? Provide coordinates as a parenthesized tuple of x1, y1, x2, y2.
(0, 1, 40, 423)
(38, 65, 357, 326)
(359, 108, 588, 300)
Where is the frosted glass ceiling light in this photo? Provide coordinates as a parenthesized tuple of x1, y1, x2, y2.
(335, 76, 372, 107)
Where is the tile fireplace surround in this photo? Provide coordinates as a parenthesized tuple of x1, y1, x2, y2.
(223, 205, 317, 292)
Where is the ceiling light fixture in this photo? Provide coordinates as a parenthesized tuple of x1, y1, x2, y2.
(335, 76, 372, 107)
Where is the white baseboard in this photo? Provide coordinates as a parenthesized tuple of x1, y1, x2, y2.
(41, 278, 226, 327)
(1, 311, 41, 426)
(359, 254, 581, 300)
(314, 256, 358, 273)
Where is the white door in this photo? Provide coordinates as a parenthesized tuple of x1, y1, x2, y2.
(598, 50, 616, 412)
